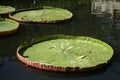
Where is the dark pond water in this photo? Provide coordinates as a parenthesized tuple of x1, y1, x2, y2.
(0, 0, 120, 80)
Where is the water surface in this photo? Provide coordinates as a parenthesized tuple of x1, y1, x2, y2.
(0, 0, 120, 80)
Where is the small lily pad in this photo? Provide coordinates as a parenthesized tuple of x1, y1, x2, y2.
(0, 6, 15, 14)
(0, 18, 19, 36)
(16, 35, 114, 72)
(9, 7, 73, 23)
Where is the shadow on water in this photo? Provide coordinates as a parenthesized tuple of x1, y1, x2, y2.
(25, 65, 108, 78)
(22, 56, 114, 79)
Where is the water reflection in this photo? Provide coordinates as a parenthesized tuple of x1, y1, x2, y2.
(91, 0, 120, 23)
(0, 0, 120, 80)
(25, 66, 107, 78)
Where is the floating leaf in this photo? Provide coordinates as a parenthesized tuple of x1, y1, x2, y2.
(0, 18, 19, 36)
(0, 6, 15, 14)
(17, 35, 114, 72)
(9, 7, 73, 23)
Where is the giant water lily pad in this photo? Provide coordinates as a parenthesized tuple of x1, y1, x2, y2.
(0, 18, 19, 36)
(9, 7, 73, 23)
(0, 6, 15, 14)
(17, 35, 114, 72)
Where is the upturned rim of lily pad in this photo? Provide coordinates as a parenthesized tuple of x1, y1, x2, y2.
(16, 35, 114, 72)
(0, 18, 19, 36)
(0, 5, 15, 15)
(9, 6, 73, 23)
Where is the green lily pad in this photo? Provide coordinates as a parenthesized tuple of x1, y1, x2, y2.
(17, 35, 114, 72)
(0, 18, 19, 36)
(9, 7, 73, 23)
(0, 6, 15, 14)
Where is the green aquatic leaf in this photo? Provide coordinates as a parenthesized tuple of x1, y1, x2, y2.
(18, 35, 114, 69)
(0, 6, 15, 14)
(10, 7, 73, 23)
(0, 18, 5, 21)
(0, 18, 19, 32)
